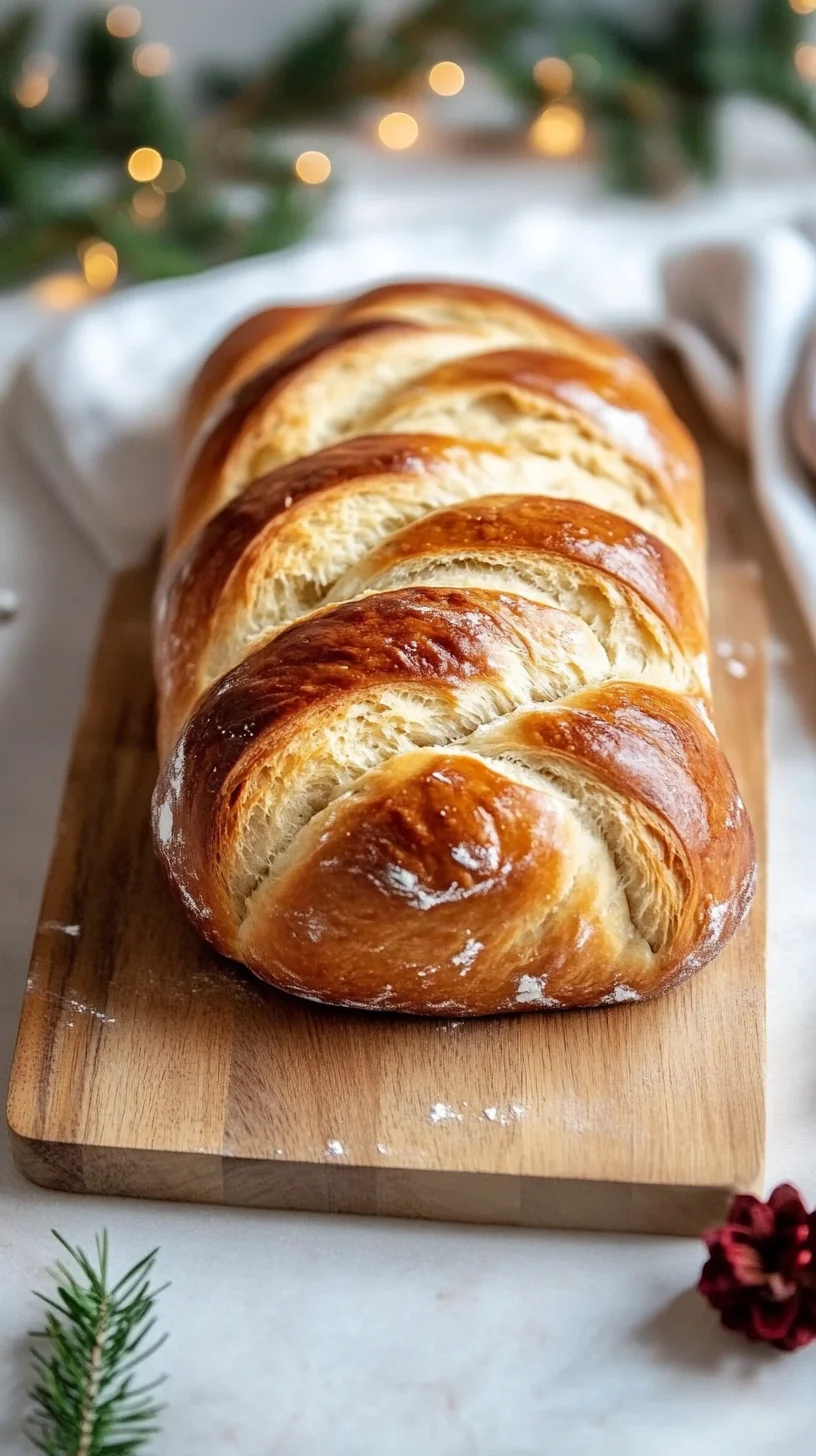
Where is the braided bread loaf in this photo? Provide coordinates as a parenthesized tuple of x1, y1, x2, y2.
(152, 280, 756, 1015)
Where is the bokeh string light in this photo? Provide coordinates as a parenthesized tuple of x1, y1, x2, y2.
(795, 41, 816, 78)
(528, 102, 585, 157)
(533, 57, 573, 95)
(127, 146, 163, 182)
(159, 159, 186, 192)
(131, 185, 166, 220)
(8, 0, 816, 296)
(294, 150, 332, 184)
(13, 52, 56, 108)
(14, 71, 49, 107)
(377, 111, 420, 149)
(428, 61, 465, 96)
(78, 239, 119, 291)
(105, 5, 142, 38)
(132, 41, 172, 77)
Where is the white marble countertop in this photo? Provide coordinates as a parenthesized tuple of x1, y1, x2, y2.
(2, 158, 816, 1454)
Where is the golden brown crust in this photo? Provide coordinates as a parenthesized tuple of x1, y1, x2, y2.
(155, 671, 754, 1014)
(180, 304, 330, 447)
(334, 279, 647, 373)
(382, 348, 702, 529)
(170, 285, 692, 563)
(155, 434, 486, 753)
(244, 749, 612, 1013)
(181, 278, 623, 454)
(171, 317, 420, 555)
(335, 494, 708, 664)
(152, 279, 756, 1015)
(154, 449, 708, 758)
(153, 585, 615, 938)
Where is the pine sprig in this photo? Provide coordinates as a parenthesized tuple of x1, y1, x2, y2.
(2, 0, 816, 284)
(0, 6, 315, 285)
(27, 1231, 167, 1456)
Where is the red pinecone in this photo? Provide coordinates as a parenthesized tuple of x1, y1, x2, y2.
(699, 1183, 816, 1351)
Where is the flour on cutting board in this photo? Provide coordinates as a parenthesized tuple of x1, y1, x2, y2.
(481, 1104, 526, 1125)
(428, 1103, 463, 1125)
(715, 638, 756, 678)
(426, 1101, 528, 1127)
(28, 984, 116, 1025)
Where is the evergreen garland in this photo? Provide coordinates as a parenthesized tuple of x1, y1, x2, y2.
(206, 0, 816, 190)
(0, 4, 315, 288)
(1, 0, 815, 288)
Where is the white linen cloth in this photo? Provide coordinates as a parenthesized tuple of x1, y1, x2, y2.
(6, 210, 816, 660)
(664, 223, 816, 651)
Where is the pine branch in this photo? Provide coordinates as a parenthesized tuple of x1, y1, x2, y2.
(1, 0, 815, 282)
(27, 1231, 168, 1456)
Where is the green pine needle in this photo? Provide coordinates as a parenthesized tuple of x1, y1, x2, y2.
(27, 1231, 167, 1456)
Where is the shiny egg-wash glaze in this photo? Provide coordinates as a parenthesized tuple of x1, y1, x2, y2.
(152, 280, 756, 1015)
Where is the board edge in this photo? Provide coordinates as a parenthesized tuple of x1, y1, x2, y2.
(9, 1127, 764, 1237)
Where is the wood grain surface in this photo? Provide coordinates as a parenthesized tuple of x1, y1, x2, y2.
(5, 353, 768, 1235)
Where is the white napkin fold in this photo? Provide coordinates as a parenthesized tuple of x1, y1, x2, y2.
(663, 225, 816, 648)
(4, 253, 331, 568)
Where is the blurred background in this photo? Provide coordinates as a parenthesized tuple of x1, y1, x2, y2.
(1, 0, 816, 308)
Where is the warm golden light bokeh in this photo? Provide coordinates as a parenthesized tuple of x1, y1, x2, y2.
(14, 72, 49, 108)
(377, 111, 420, 150)
(32, 273, 90, 310)
(159, 159, 186, 192)
(80, 240, 119, 291)
(789, 0, 816, 14)
(795, 41, 816, 78)
(133, 42, 173, 77)
(533, 57, 573, 95)
(106, 5, 142, 37)
(127, 146, 163, 182)
(428, 61, 465, 96)
(132, 185, 166, 218)
(529, 103, 586, 157)
(294, 150, 332, 184)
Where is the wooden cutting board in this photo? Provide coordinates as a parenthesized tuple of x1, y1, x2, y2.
(6, 355, 767, 1236)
